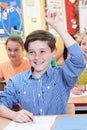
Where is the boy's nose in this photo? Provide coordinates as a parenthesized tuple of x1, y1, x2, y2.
(35, 53, 40, 59)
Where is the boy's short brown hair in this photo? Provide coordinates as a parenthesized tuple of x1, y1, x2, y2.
(24, 30, 56, 52)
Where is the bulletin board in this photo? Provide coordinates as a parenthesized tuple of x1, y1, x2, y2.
(0, 0, 23, 38)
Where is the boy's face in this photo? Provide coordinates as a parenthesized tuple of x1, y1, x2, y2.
(28, 40, 56, 77)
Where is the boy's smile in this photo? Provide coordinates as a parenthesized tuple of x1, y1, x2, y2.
(28, 40, 56, 77)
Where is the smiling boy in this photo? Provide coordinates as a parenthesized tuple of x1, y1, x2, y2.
(0, 10, 85, 123)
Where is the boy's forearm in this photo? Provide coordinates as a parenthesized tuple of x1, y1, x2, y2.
(52, 23, 76, 48)
(0, 105, 16, 120)
(45, 10, 76, 48)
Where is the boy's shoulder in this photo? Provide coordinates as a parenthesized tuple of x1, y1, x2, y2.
(11, 70, 30, 80)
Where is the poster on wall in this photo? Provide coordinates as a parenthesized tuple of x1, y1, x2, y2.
(0, 0, 23, 38)
(65, 0, 78, 36)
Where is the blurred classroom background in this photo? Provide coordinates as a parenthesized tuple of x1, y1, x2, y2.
(0, 0, 87, 65)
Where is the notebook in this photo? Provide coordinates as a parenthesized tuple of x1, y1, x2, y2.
(53, 116, 87, 130)
(4, 115, 56, 130)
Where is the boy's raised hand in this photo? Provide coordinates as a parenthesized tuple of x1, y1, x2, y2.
(45, 9, 61, 28)
(45, 9, 75, 47)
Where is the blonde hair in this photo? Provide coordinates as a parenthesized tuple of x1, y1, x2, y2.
(75, 30, 87, 45)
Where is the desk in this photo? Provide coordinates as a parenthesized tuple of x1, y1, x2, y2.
(68, 96, 87, 105)
(68, 95, 87, 113)
(1, 114, 87, 130)
(0, 117, 11, 130)
(53, 114, 87, 130)
(0, 116, 57, 130)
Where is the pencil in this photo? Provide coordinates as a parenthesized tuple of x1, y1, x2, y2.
(16, 102, 34, 122)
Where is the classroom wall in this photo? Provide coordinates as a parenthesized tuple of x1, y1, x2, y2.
(21, 0, 46, 38)
(0, 41, 9, 63)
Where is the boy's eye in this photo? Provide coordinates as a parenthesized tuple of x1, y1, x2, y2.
(28, 51, 34, 54)
(82, 42, 86, 45)
(40, 50, 46, 53)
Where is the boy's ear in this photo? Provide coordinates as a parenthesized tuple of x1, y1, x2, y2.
(52, 48, 57, 57)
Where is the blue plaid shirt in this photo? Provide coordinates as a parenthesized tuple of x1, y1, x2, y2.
(0, 44, 85, 115)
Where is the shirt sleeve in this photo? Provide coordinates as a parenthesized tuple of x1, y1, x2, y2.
(0, 79, 17, 108)
(62, 43, 86, 88)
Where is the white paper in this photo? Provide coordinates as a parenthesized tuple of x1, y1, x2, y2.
(4, 115, 56, 130)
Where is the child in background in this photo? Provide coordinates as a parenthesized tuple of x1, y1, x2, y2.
(0, 35, 31, 84)
(0, 10, 85, 123)
(71, 31, 87, 95)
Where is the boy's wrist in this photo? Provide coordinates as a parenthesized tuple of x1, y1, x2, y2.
(10, 111, 17, 120)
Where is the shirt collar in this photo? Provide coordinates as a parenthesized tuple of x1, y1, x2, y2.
(27, 66, 53, 79)
(27, 67, 33, 78)
(46, 66, 53, 77)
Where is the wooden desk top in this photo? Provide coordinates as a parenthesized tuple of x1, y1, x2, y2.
(68, 96, 87, 105)
(0, 117, 11, 130)
(0, 97, 87, 129)
(1, 114, 87, 130)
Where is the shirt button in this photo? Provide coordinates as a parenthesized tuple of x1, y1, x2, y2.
(24, 91, 26, 94)
(38, 79, 41, 82)
(40, 108, 42, 112)
(38, 93, 41, 97)
(47, 86, 50, 89)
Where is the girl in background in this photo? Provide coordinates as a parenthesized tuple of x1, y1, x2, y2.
(71, 31, 87, 95)
(0, 35, 31, 84)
